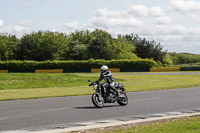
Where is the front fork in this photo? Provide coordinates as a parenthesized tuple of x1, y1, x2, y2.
(97, 86, 104, 101)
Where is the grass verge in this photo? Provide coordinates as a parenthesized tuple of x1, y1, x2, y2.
(101, 115, 200, 133)
(0, 73, 200, 101)
(115, 74, 200, 92)
(0, 73, 97, 90)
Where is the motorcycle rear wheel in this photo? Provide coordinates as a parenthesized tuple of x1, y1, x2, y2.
(117, 92, 128, 106)
(92, 93, 104, 108)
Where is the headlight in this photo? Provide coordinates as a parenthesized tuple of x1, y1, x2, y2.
(94, 84, 98, 90)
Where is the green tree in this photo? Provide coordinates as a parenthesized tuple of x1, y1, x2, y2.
(18, 31, 70, 61)
(109, 37, 138, 59)
(88, 29, 112, 59)
(0, 33, 19, 60)
(68, 30, 91, 60)
(162, 54, 173, 66)
(124, 34, 166, 63)
(170, 52, 200, 64)
(88, 29, 138, 60)
(69, 41, 88, 60)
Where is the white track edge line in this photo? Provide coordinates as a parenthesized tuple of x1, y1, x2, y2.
(27, 112, 200, 133)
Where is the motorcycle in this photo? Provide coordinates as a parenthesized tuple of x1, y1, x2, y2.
(88, 80, 128, 108)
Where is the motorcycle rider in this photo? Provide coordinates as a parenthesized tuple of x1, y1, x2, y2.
(97, 65, 121, 98)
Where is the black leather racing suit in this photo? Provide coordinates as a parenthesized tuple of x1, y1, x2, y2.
(97, 70, 119, 96)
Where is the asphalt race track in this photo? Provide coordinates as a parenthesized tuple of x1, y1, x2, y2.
(1, 86, 200, 132)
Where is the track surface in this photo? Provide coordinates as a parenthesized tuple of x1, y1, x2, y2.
(1, 87, 200, 132)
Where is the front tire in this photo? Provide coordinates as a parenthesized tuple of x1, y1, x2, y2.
(117, 92, 128, 106)
(92, 93, 104, 108)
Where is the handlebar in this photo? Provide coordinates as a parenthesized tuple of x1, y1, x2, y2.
(88, 80, 100, 86)
(88, 80, 98, 86)
(89, 83, 93, 86)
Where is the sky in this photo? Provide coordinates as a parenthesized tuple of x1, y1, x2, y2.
(0, 0, 200, 54)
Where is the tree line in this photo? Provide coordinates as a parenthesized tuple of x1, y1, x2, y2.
(0, 29, 199, 65)
(169, 52, 200, 65)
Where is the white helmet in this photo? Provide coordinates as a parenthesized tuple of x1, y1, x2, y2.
(101, 65, 108, 73)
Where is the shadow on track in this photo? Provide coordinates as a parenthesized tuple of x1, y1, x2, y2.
(74, 105, 120, 109)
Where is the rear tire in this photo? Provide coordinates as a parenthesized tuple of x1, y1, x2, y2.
(117, 92, 128, 106)
(92, 93, 104, 108)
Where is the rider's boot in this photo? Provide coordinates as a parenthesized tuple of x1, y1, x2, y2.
(116, 90, 124, 98)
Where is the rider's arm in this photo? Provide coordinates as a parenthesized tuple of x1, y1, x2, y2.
(103, 71, 112, 77)
(96, 73, 104, 83)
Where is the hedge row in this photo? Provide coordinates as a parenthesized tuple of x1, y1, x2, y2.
(180, 67, 200, 71)
(0, 59, 159, 71)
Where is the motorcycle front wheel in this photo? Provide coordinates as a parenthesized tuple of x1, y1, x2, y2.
(92, 93, 104, 108)
(117, 92, 128, 106)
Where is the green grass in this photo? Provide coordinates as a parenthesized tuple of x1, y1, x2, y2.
(106, 116, 200, 133)
(0, 73, 200, 101)
(0, 73, 97, 90)
(115, 74, 200, 92)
